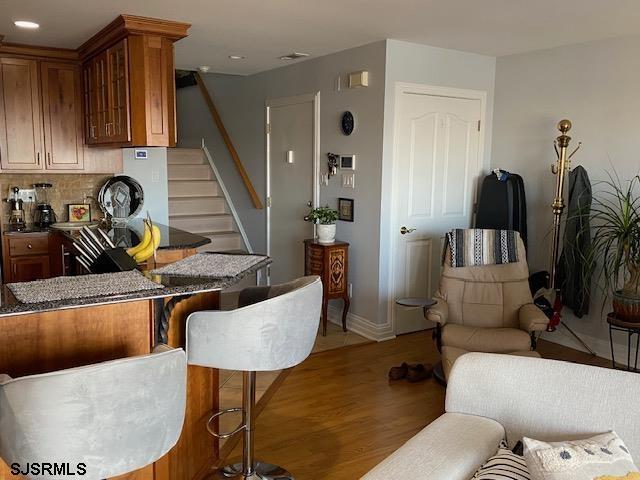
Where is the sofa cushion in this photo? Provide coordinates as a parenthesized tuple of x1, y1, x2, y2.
(442, 346, 540, 379)
(360, 413, 505, 480)
(472, 445, 531, 479)
(442, 324, 532, 353)
(524, 431, 638, 480)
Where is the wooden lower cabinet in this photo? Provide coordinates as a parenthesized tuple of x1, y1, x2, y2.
(9, 255, 50, 283)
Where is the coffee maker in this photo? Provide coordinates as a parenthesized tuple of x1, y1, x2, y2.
(7, 186, 26, 231)
(33, 182, 57, 228)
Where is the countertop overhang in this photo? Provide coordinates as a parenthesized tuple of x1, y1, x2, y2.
(0, 256, 271, 318)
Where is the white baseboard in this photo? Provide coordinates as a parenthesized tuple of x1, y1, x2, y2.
(327, 305, 396, 342)
(540, 325, 630, 367)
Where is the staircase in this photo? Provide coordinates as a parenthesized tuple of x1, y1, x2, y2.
(168, 148, 243, 252)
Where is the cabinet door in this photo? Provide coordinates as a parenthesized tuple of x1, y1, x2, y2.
(106, 39, 131, 142)
(83, 60, 98, 144)
(41, 62, 84, 170)
(10, 255, 51, 283)
(94, 51, 110, 143)
(0, 58, 44, 170)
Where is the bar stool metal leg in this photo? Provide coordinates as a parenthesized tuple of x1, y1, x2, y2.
(214, 371, 293, 480)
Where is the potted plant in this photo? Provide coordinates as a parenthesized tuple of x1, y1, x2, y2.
(305, 205, 339, 244)
(586, 174, 640, 322)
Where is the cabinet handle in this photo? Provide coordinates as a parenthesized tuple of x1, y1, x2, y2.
(37, 152, 40, 165)
(12, 264, 17, 277)
(90, 125, 96, 138)
(106, 123, 111, 136)
(27, 244, 32, 249)
(47, 153, 51, 165)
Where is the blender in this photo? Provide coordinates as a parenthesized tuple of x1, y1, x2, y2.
(33, 182, 57, 228)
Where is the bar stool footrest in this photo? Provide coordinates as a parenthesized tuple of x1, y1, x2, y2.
(206, 407, 245, 439)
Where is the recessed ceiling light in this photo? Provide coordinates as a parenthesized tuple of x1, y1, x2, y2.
(198, 66, 211, 73)
(279, 52, 310, 61)
(14, 20, 40, 29)
(228, 55, 245, 60)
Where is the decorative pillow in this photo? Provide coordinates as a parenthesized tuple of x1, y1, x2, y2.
(472, 444, 531, 479)
(523, 431, 638, 480)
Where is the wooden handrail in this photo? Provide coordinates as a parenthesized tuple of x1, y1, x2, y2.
(194, 72, 264, 209)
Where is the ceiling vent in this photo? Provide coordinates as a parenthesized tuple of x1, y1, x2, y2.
(278, 52, 310, 61)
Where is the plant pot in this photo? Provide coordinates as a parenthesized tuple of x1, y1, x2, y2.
(316, 224, 336, 244)
(612, 290, 640, 323)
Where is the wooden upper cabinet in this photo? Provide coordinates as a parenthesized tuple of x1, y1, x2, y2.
(40, 62, 84, 170)
(81, 20, 188, 148)
(0, 58, 44, 170)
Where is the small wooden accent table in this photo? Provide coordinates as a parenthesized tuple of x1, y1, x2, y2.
(304, 239, 350, 336)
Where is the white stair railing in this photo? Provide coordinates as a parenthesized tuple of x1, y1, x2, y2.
(201, 139, 254, 253)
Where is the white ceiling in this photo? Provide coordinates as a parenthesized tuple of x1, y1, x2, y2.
(1, 0, 640, 75)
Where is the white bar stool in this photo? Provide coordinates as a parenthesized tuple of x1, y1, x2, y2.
(186, 276, 322, 480)
(0, 345, 187, 480)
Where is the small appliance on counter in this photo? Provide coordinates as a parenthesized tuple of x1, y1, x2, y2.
(33, 182, 57, 228)
(7, 186, 26, 231)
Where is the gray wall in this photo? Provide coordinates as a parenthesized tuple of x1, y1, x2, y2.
(177, 41, 387, 325)
(492, 35, 640, 356)
(378, 40, 497, 330)
(122, 147, 169, 225)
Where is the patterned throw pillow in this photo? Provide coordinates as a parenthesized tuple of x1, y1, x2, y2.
(523, 431, 638, 480)
(472, 445, 531, 480)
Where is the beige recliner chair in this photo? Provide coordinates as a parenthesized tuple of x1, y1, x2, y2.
(428, 233, 548, 380)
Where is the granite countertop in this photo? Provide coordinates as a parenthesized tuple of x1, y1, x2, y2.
(4, 220, 211, 250)
(0, 254, 271, 318)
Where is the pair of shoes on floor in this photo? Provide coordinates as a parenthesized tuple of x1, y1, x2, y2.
(388, 362, 433, 382)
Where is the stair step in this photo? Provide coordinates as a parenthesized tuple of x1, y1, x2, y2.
(169, 197, 227, 216)
(169, 214, 234, 233)
(168, 164, 213, 180)
(167, 148, 205, 165)
(198, 232, 243, 252)
(169, 180, 219, 197)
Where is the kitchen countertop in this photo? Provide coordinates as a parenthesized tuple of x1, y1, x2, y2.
(3, 220, 211, 250)
(0, 254, 270, 318)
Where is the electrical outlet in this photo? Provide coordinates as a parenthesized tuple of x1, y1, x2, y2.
(151, 170, 160, 182)
(7, 188, 36, 203)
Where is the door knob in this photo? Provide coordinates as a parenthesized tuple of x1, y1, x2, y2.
(400, 226, 416, 235)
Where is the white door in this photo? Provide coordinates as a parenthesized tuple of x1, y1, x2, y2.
(392, 85, 484, 335)
(267, 93, 319, 284)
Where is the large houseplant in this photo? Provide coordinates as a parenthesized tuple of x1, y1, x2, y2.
(586, 174, 640, 321)
(305, 206, 339, 244)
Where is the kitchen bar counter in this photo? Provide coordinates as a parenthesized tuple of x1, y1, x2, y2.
(0, 253, 271, 480)
(0, 255, 270, 317)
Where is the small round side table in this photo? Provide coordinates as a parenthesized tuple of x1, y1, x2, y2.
(607, 313, 640, 372)
(395, 297, 437, 317)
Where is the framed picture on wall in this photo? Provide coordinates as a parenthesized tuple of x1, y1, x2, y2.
(68, 204, 91, 222)
(338, 198, 354, 222)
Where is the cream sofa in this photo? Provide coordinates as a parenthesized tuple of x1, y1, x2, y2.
(362, 353, 640, 480)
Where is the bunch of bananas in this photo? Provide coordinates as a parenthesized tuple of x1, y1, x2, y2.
(127, 219, 161, 263)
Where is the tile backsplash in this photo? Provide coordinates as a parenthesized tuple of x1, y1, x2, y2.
(1, 174, 113, 225)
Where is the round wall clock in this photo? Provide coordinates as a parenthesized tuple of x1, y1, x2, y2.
(341, 111, 355, 136)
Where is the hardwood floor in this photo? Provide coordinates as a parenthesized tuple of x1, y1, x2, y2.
(223, 331, 610, 480)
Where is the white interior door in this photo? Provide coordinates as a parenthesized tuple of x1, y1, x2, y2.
(392, 85, 483, 335)
(267, 93, 319, 284)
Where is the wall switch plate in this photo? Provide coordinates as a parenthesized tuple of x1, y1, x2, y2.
(342, 173, 355, 188)
(151, 170, 160, 182)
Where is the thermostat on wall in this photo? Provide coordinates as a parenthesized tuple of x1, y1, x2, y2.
(339, 154, 356, 170)
(134, 149, 148, 160)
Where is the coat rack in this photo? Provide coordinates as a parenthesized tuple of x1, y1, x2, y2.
(547, 119, 595, 354)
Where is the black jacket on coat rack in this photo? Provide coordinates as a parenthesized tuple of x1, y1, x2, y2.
(557, 165, 592, 318)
